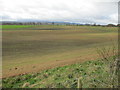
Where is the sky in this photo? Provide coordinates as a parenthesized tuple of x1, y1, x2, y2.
(0, 0, 119, 25)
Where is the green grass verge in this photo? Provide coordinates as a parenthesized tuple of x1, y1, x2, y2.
(2, 57, 118, 88)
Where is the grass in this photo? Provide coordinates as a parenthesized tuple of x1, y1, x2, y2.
(2, 56, 118, 88)
(2, 25, 34, 30)
(2, 25, 118, 78)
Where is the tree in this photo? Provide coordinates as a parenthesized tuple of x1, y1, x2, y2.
(107, 24, 116, 27)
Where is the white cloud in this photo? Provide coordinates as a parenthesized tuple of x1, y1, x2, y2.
(1, 0, 119, 24)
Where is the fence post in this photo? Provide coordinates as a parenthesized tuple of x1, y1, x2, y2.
(77, 77, 82, 89)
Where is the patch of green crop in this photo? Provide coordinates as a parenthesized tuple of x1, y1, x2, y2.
(2, 25, 35, 30)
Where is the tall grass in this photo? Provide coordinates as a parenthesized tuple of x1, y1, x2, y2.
(96, 42, 118, 88)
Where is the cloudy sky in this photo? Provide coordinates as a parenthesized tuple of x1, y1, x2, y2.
(0, 0, 119, 25)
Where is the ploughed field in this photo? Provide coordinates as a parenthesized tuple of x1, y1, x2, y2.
(2, 25, 118, 78)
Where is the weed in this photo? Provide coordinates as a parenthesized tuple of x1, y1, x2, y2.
(96, 42, 118, 88)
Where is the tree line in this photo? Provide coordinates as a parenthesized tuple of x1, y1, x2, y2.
(2, 22, 120, 27)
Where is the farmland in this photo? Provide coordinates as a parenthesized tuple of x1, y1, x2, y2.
(2, 25, 34, 30)
(2, 25, 118, 79)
